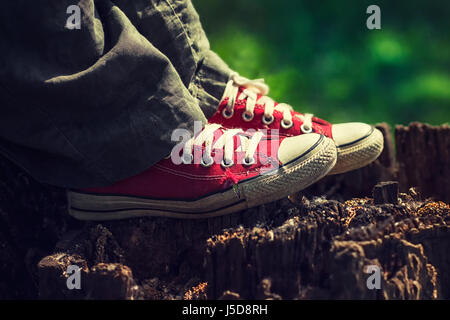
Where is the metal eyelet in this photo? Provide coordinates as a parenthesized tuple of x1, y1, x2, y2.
(262, 114, 274, 125)
(181, 153, 193, 164)
(300, 123, 313, 134)
(242, 156, 256, 166)
(222, 108, 234, 119)
(221, 158, 234, 168)
(242, 111, 254, 122)
(201, 156, 214, 167)
(281, 119, 293, 129)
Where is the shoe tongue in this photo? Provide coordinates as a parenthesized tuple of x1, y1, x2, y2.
(192, 127, 245, 150)
(217, 130, 246, 150)
(237, 86, 278, 107)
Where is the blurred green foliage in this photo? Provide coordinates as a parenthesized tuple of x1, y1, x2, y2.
(195, 0, 449, 126)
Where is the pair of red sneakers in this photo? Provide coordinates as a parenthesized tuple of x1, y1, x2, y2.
(68, 73, 383, 220)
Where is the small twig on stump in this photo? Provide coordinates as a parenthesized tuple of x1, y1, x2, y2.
(373, 181, 399, 205)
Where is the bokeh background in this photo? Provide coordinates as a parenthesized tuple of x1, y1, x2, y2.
(195, 0, 449, 127)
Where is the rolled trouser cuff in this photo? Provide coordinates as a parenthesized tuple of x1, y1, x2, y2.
(191, 51, 233, 119)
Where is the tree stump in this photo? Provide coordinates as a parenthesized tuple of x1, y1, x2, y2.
(396, 122, 450, 203)
(0, 122, 448, 299)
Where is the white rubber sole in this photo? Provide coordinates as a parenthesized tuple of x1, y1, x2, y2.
(68, 136, 337, 220)
(329, 127, 384, 175)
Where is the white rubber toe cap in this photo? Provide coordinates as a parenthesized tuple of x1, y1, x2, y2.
(278, 133, 323, 165)
(332, 122, 374, 147)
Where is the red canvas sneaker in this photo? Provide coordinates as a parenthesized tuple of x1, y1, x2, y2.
(209, 73, 384, 175)
(68, 124, 337, 220)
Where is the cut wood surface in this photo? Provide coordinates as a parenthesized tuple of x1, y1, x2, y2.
(0, 122, 448, 299)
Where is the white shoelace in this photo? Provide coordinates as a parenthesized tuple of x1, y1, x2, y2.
(221, 72, 314, 133)
(181, 124, 264, 167)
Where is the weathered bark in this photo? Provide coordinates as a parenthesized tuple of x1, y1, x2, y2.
(0, 155, 78, 299)
(205, 195, 448, 299)
(0, 122, 448, 300)
(396, 122, 450, 203)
